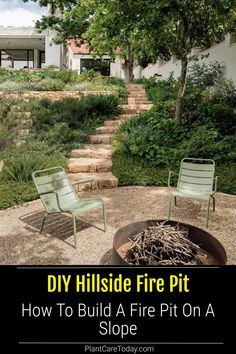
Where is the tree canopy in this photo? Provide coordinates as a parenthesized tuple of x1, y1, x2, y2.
(26, 0, 236, 119)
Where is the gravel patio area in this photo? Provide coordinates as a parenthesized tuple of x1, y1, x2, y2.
(0, 187, 235, 265)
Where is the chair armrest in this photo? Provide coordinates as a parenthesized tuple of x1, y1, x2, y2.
(72, 179, 99, 197)
(39, 190, 63, 211)
(72, 179, 97, 186)
(168, 171, 178, 188)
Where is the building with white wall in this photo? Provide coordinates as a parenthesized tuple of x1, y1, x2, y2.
(0, 3, 65, 70)
(0, 26, 64, 69)
(140, 33, 236, 83)
(67, 41, 111, 75)
(0, 20, 235, 84)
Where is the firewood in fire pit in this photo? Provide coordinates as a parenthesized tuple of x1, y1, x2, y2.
(124, 221, 203, 265)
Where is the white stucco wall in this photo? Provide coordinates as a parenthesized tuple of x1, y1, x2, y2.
(142, 34, 236, 82)
(110, 58, 143, 81)
(45, 29, 62, 68)
(110, 57, 124, 78)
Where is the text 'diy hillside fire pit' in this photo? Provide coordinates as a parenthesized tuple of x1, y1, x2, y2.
(112, 220, 227, 265)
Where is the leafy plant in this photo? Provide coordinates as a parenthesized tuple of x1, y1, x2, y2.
(187, 61, 225, 88)
(112, 151, 236, 195)
(32, 95, 120, 131)
(0, 80, 26, 92)
(0, 129, 14, 151)
(213, 77, 236, 105)
(27, 78, 65, 91)
(76, 69, 102, 82)
(2, 154, 50, 182)
(0, 181, 37, 209)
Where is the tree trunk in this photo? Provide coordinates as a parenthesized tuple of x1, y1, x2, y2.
(128, 46, 134, 82)
(123, 44, 134, 83)
(175, 57, 188, 122)
(128, 59, 134, 82)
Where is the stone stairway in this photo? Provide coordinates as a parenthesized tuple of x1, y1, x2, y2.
(68, 84, 153, 190)
(0, 105, 32, 171)
(10, 105, 32, 146)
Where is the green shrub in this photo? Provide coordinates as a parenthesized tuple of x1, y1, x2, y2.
(112, 151, 169, 186)
(187, 61, 224, 88)
(0, 180, 37, 209)
(76, 69, 102, 82)
(32, 96, 120, 131)
(112, 151, 236, 195)
(142, 74, 178, 103)
(2, 154, 51, 182)
(3, 140, 66, 158)
(106, 77, 126, 87)
(0, 80, 26, 92)
(66, 79, 127, 102)
(0, 129, 14, 151)
(27, 78, 65, 91)
(216, 163, 236, 195)
(213, 77, 236, 106)
(115, 110, 188, 167)
(38, 123, 89, 151)
(0, 68, 78, 84)
(23, 96, 120, 152)
(178, 126, 221, 161)
(55, 70, 78, 84)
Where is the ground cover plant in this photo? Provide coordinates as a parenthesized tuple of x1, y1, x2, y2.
(0, 94, 121, 209)
(113, 62, 236, 195)
(0, 67, 128, 100)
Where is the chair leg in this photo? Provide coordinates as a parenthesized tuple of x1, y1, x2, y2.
(40, 213, 47, 233)
(174, 196, 177, 206)
(168, 195, 172, 220)
(206, 199, 211, 228)
(103, 203, 107, 232)
(72, 216, 78, 249)
(212, 196, 215, 212)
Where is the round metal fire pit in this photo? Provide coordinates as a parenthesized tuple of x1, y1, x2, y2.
(112, 220, 227, 265)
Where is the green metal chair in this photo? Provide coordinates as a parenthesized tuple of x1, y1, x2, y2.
(168, 158, 218, 227)
(32, 166, 106, 249)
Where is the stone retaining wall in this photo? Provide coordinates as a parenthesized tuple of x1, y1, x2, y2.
(0, 90, 117, 100)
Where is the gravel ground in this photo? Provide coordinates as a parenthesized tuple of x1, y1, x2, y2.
(0, 187, 235, 265)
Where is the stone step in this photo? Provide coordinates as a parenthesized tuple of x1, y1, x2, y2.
(0, 160, 4, 172)
(104, 120, 121, 127)
(128, 98, 151, 105)
(118, 113, 134, 119)
(82, 144, 112, 150)
(12, 112, 32, 118)
(128, 92, 147, 96)
(123, 103, 153, 109)
(17, 129, 30, 136)
(96, 126, 118, 134)
(15, 140, 27, 146)
(68, 158, 112, 173)
(89, 134, 113, 144)
(127, 92, 148, 96)
(127, 84, 144, 88)
(16, 119, 33, 126)
(68, 172, 118, 190)
(137, 104, 154, 111)
(10, 105, 21, 112)
(128, 96, 149, 101)
(71, 145, 112, 159)
(119, 105, 139, 114)
(128, 90, 147, 94)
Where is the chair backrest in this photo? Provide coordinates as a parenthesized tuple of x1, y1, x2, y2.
(177, 158, 215, 195)
(32, 166, 78, 213)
